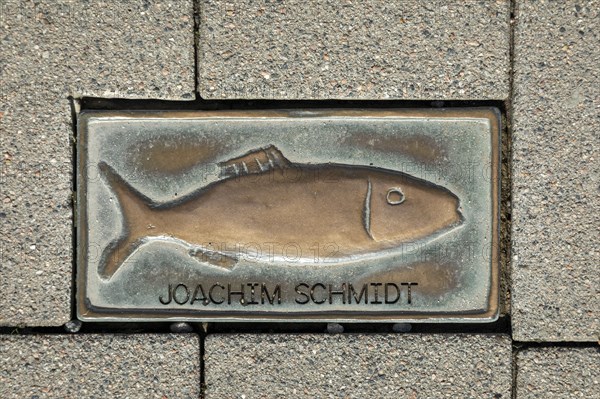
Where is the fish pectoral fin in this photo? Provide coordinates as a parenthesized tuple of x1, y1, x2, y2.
(218, 145, 291, 178)
(188, 247, 238, 270)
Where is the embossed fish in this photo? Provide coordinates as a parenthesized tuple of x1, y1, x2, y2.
(98, 145, 464, 279)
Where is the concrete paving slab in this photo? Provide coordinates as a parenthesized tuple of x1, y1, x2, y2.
(205, 334, 512, 398)
(511, 0, 599, 341)
(198, 0, 511, 99)
(0, 334, 201, 399)
(0, 0, 195, 326)
(516, 347, 599, 398)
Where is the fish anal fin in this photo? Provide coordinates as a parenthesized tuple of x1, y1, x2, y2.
(189, 247, 238, 270)
(219, 145, 290, 178)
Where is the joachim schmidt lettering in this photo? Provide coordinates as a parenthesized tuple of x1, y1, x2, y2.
(159, 281, 419, 306)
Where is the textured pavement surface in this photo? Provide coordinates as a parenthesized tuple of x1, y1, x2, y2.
(516, 347, 599, 398)
(0, 0, 195, 326)
(0, 334, 201, 399)
(205, 334, 512, 398)
(199, 0, 511, 99)
(511, 0, 599, 341)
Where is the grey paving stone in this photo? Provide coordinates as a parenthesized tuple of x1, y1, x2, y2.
(516, 347, 599, 398)
(205, 334, 512, 398)
(0, 0, 195, 326)
(0, 334, 201, 399)
(511, 0, 599, 341)
(199, 0, 510, 99)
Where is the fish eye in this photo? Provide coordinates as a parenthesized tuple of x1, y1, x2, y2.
(386, 188, 405, 205)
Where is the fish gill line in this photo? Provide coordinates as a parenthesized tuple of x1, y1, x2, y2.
(363, 178, 375, 240)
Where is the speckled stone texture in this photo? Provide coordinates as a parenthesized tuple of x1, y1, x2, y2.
(516, 347, 599, 398)
(0, 0, 194, 326)
(0, 334, 201, 398)
(199, 0, 510, 99)
(205, 334, 512, 398)
(511, 1, 599, 341)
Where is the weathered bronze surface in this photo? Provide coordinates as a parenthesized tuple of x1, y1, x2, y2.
(77, 108, 500, 322)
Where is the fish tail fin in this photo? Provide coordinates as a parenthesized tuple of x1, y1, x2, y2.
(97, 162, 157, 279)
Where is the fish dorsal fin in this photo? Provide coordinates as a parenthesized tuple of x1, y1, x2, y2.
(219, 145, 291, 178)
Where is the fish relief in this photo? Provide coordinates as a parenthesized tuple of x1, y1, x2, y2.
(98, 145, 464, 279)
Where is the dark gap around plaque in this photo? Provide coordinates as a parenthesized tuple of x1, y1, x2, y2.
(80, 97, 507, 112)
(504, 0, 517, 330)
(206, 315, 511, 334)
(500, 103, 513, 319)
(0, 318, 507, 335)
(63, 97, 511, 334)
(192, 0, 201, 98)
(68, 96, 80, 325)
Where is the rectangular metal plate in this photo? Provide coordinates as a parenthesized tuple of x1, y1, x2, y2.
(77, 108, 500, 322)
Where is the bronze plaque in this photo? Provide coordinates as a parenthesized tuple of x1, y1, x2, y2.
(77, 109, 500, 322)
